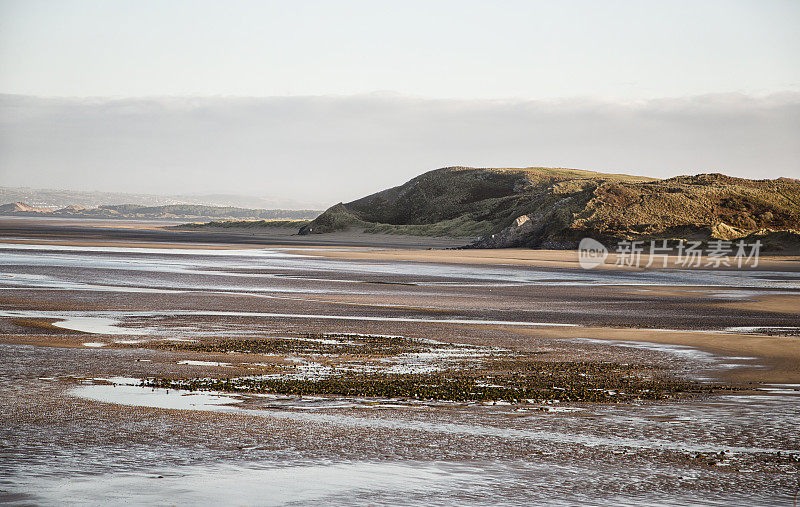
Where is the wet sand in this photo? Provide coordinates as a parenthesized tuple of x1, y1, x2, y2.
(718, 293, 800, 314)
(1, 217, 800, 504)
(0, 217, 472, 248)
(293, 245, 800, 272)
(518, 326, 800, 383)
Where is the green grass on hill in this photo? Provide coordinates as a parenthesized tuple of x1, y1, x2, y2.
(298, 166, 800, 250)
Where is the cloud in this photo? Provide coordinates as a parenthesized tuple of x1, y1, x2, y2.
(1, 92, 798, 205)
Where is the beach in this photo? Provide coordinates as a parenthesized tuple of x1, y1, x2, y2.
(1, 217, 799, 504)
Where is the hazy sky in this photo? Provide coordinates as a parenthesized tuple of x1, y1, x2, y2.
(2, 0, 798, 99)
(0, 0, 798, 205)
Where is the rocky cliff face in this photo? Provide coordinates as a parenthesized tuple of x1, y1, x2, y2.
(468, 215, 537, 248)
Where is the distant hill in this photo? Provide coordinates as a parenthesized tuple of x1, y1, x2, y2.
(0, 202, 53, 214)
(0, 202, 321, 221)
(0, 186, 324, 210)
(299, 166, 800, 250)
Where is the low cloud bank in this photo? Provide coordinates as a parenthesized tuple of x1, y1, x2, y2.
(1, 92, 797, 205)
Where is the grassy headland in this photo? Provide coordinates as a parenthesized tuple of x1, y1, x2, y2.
(297, 166, 800, 250)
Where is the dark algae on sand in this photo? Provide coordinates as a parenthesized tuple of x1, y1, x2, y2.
(145, 333, 733, 403)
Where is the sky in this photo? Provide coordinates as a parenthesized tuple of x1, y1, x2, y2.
(0, 0, 798, 206)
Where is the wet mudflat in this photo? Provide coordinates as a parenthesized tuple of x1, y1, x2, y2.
(2, 345, 799, 506)
(1, 232, 800, 505)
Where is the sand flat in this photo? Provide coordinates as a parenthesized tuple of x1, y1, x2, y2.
(290, 245, 800, 272)
(2, 217, 800, 504)
(512, 325, 800, 383)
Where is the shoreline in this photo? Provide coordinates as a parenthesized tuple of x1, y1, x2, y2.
(289, 245, 800, 272)
(3, 216, 799, 269)
(2, 217, 799, 384)
(3, 232, 799, 273)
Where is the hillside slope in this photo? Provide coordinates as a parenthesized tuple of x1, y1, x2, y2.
(298, 166, 800, 250)
(0, 202, 53, 214)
